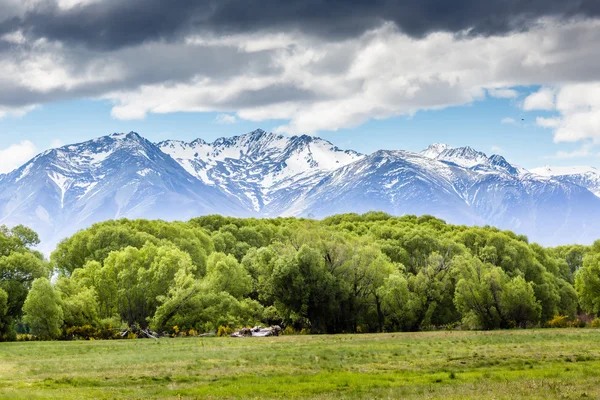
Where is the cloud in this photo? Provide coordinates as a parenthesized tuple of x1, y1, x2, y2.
(0, 5, 598, 135)
(501, 117, 516, 124)
(215, 114, 237, 124)
(2, 0, 600, 51)
(0, 140, 38, 173)
(491, 145, 503, 153)
(0, 105, 38, 119)
(536, 117, 561, 128)
(104, 20, 600, 134)
(524, 84, 600, 143)
(489, 88, 518, 99)
(56, 0, 101, 10)
(546, 143, 596, 159)
(523, 87, 556, 111)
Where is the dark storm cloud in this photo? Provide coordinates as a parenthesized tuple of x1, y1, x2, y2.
(1, 0, 600, 50)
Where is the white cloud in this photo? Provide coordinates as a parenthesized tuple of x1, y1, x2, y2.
(215, 114, 238, 124)
(0, 105, 38, 119)
(491, 146, 503, 153)
(523, 87, 556, 111)
(0, 140, 38, 173)
(488, 88, 518, 99)
(56, 0, 100, 10)
(101, 20, 600, 134)
(536, 117, 561, 128)
(2, 18, 600, 136)
(501, 117, 516, 124)
(522, 84, 600, 143)
(547, 143, 595, 159)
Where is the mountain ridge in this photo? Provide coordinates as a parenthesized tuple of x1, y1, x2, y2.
(1, 129, 600, 251)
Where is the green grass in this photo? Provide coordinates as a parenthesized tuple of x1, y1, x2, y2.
(1, 329, 600, 399)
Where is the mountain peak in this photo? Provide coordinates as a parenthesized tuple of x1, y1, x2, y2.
(110, 131, 141, 140)
(248, 128, 268, 137)
(481, 154, 519, 175)
(421, 143, 452, 158)
(436, 146, 488, 168)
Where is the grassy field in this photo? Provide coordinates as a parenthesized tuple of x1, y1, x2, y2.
(1, 329, 600, 399)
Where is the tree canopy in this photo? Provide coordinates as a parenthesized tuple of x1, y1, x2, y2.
(3, 213, 600, 340)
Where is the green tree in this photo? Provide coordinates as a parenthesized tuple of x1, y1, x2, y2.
(204, 253, 252, 299)
(342, 244, 396, 332)
(0, 288, 8, 334)
(453, 256, 508, 329)
(55, 276, 100, 328)
(69, 243, 195, 327)
(501, 276, 541, 328)
(575, 253, 600, 315)
(23, 278, 63, 339)
(378, 271, 416, 331)
(271, 246, 340, 333)
(408, 252, 457, 329)
(51, 219, 213, 275)
(0, 251, 47, 339)
(33, 214, 590, 338)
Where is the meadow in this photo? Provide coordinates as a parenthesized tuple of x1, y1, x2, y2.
(1, 329, 600, 399)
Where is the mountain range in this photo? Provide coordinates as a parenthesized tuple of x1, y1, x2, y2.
(1, 129, 600, 252)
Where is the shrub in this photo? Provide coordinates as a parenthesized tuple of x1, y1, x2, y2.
(591, 318, 600, 328)
(188, 329, 198, 336)
(570, 318, 587, 328)
(217, 326, 233, 337)
(548, 315, 570, 328)
(65, 325, 100, 340)
(283, 326, 295, 335)
(95, 316, 126, 340)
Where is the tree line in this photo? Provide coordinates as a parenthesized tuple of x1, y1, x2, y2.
(2, 212, 599, 341)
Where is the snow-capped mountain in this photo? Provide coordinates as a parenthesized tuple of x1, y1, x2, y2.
(0, 132, 248, 252)
(157, 129, 362, 215)
(531, 165, 600, 197)
(1, 130, 600, 250)
(284, 148, 600, 245)
(422, 144, 523, 175)
(284, 149, 480, 224)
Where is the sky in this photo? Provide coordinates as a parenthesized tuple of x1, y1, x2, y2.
(0, 0, 599, 173)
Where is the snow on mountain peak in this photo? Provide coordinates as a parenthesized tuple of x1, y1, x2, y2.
(110, 132, 129, 140)
(436, 146, 489, 168)
(530, 165, 600, 198)
(157, 129, 364, 213)
(421, 143, 452, 158)
(419, 143, 522, 175)
(482, 154, 520, 175)
(158, 130, 363, 184)
(5, 129, 600, 251)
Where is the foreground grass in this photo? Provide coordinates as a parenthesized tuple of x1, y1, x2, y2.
(1, 329, 600, 399)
